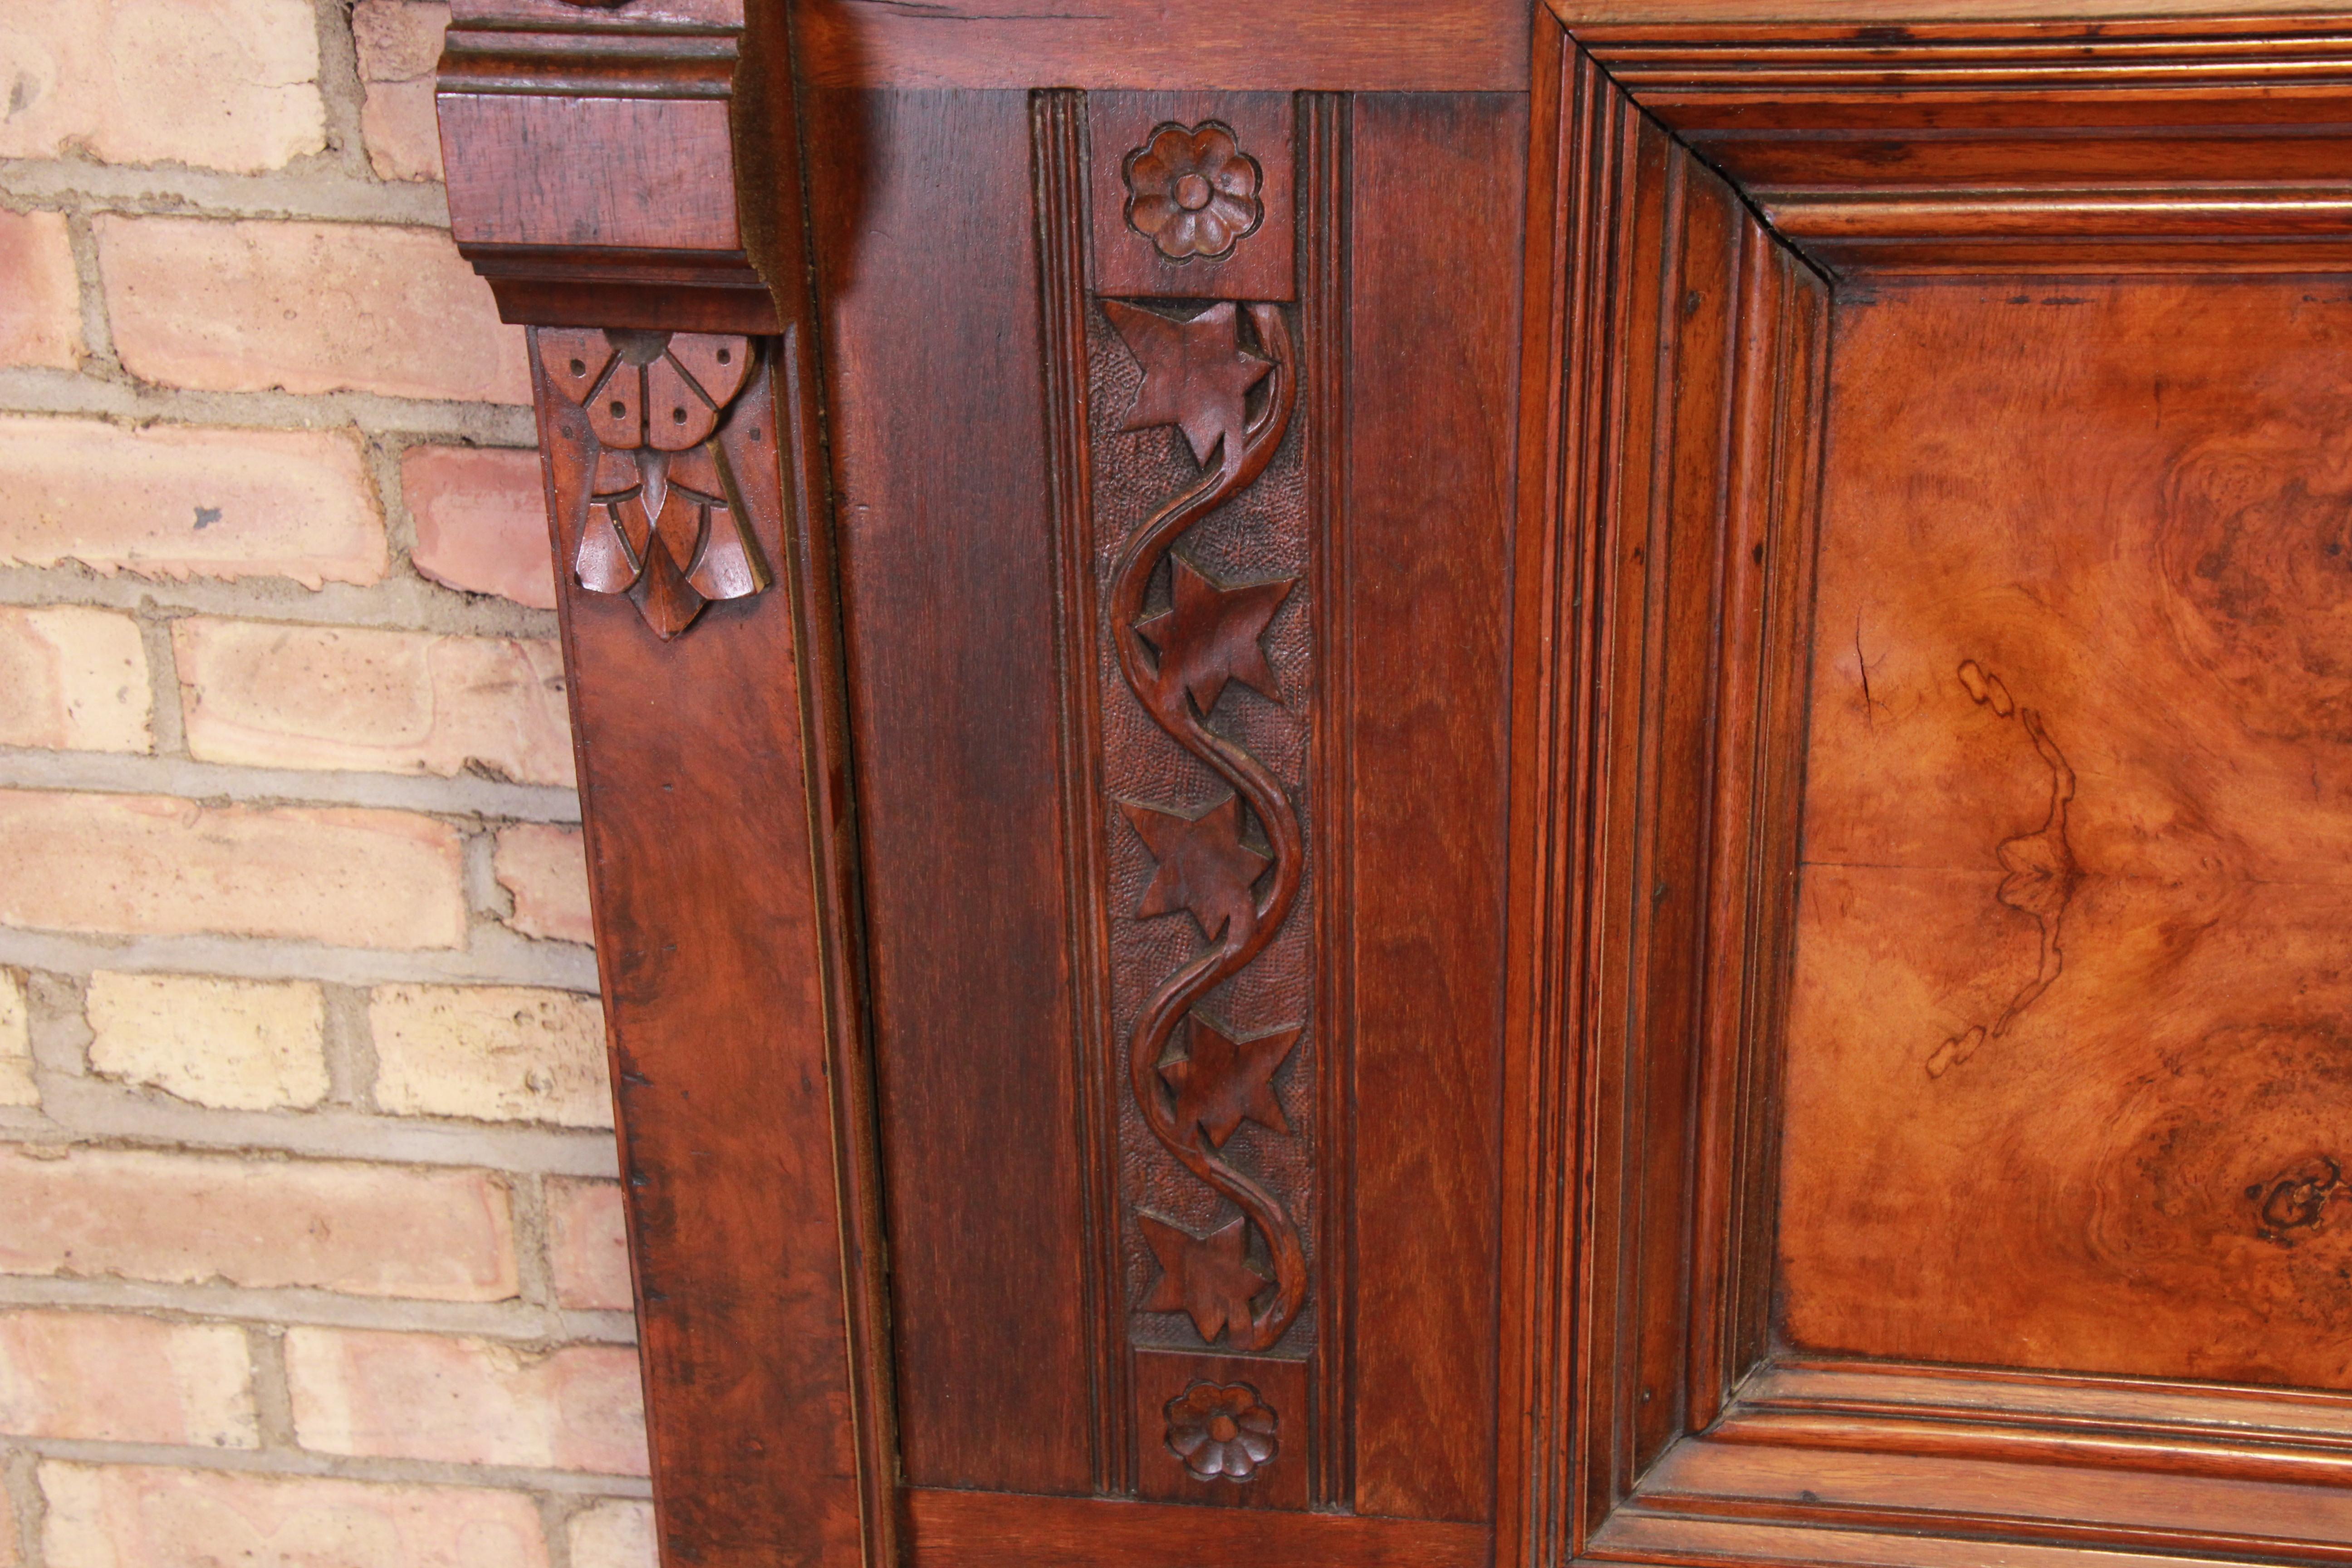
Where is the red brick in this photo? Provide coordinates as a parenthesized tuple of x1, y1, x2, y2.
(41, 1464, 549, 1568)
(0, 416, 387, 589)
(0, 789, 465, 949)
(494, 824, 594, 944)
(285, 1328, 649, 1475)
(568, 1499, 655, 1568)
(0, 209, 80, 368)
(0, 606, 152, 754)
(355, 2, 451, 182)
(362, 79, 443, 182)
(0, 1145, 518, 1302)
(0, 1311, 255, 1447)
(0, 1, 325, 174)
(98, 217, 531, 404)
(175, 619, 574, 787)
(402, 445, 557, 609)
(546, 1178, 632, 1311)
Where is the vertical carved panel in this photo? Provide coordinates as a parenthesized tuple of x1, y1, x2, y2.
(1040, 89, 1332, 1510)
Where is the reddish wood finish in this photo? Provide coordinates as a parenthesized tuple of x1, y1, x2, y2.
(807, 87, 1099, 1499)
(435, 5, 2352, 1566)
(438, 6, 775, 328)
(1785, 275, 2352, 1384)
(793, 0, 1530, 91)
(535, 331, 875, 1568)
(1088, 96, 1295, 302)
(904, 1487, 1490, 1568)
(1344, 91, 1522, 1528)
(1502, 11, 2352, 1568)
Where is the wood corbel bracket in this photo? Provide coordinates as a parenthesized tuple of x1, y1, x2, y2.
(437, 0, 813, 638)
(433, 10, 896, 1568)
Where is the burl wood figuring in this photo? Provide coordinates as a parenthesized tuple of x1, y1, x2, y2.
(431, 2, 2352, 1565)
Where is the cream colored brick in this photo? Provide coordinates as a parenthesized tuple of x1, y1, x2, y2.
(87, 971, 328, 1111)
(285, 1328, 647, 1475)
(0, 1146, 518, 1302)
(0, 1311, 255, 1447)
(370, 985, 610, 1127)
(98, 217, 530, 404)
(0, 789, 465, 950)
(41, 1464, 550, 1568)
(0, 0, 324, 173)
(176, 618, 573, 787)
(0, 606, 152, 754)
(0, 208, 80, 369)
(568, 1499, 656, 1568)
(0, 969, 33, 1108)
(0, 416, 387, 589)
(354, 1, 450, 182)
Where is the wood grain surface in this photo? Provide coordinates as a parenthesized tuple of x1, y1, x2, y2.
(792, 0, 1529, 91)
(436, 5, 2352, 1565)
(806, 88, 1098, 1497)
(1780, 275, 2352, 1389)
(906, 1486, 1490, 1567)
(1344, 92, 1524, 1526)
(534, 335, 868, 1567)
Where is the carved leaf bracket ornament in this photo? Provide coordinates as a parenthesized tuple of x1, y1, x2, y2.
(535, 328, 774, 640)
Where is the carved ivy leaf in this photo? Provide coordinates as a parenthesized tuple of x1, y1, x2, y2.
(1161, 1014, 1297, 1149)
(1104, 299, 1272, 469)
(1135, 554, 1295, 717)
(1140, 1212, 1267, 1344)
(1119, 795, 1268, 943)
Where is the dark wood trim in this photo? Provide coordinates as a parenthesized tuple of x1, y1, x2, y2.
(903, 1487, 1492, 1568)
(1562, 9, 2352, 272)
(792, 0, 1532, 92)
(1032, 84, 1133, 1501)
(1300, 85, 1357, 1515)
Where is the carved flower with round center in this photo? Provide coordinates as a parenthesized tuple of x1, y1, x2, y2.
(1164, 1380, 1277, 1482)
(1124, 122, 1262, 262)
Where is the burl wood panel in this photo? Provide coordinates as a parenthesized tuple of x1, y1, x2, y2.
(806, 88, 1094, 1494)
(1781, 277, 2352, 1389)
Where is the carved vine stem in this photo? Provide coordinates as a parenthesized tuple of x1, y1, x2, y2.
(1113, 303, 1305, 1352)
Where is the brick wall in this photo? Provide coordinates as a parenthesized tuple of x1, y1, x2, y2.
(0, 4, 655, 1565)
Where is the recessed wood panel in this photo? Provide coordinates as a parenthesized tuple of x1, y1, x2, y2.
(1346, 91, 1524, 1525)
(808, 88, 1095, 1495)
(1779, 276, 2352, 1389)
